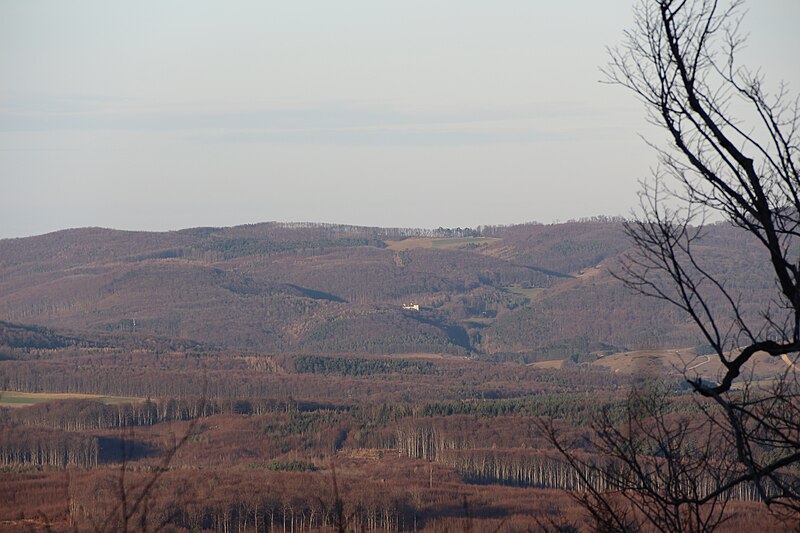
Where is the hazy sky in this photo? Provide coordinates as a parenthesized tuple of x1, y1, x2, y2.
(1, 1, 798, 239)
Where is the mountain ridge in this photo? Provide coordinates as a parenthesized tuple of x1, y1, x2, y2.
(0, 219, 770, 361)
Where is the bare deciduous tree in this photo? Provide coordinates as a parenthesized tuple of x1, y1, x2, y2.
(548, 0, 800, 528)
(542, 386, 739, 532)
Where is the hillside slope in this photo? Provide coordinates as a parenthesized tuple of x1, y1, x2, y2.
(0, 221, 773, 359)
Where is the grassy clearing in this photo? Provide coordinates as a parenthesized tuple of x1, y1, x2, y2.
(430, 237, 500, 249)
(592, 348, 794, 380)
(0, 391, 142, 408)
(502, 286, 546, 300)
(385, 237, 500, 251)
(574, 266, 604, 279)
(591, 349, 700, 376)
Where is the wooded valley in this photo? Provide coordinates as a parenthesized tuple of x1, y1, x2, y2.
(0, 220, 795, 531)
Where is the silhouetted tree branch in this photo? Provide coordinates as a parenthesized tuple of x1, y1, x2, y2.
(611, 0, 800, 513)
(549, 0, 800, 528)
(541, 386, 737, 532)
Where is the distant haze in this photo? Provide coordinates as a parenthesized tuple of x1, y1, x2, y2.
(2, 1, 798, 239)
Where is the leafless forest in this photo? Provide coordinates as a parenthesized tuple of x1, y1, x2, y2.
(0, 218, 796, 531)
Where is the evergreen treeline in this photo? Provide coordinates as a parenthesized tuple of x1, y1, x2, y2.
(293, 355, 437, 376)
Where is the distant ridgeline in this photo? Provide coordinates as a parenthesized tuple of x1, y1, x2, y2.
(0, 218, 770, 361)
(269, 221, 489, 238)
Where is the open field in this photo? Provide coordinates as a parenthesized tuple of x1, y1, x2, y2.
(590, 348, 703, 376)
(0, 391, 142, 408)
(385, 237, 501, 250)
(501, 285, 546, 301)
(527, 348, 798, 381)
(574, 266, 604, 279)
(590, 348, 796, 381)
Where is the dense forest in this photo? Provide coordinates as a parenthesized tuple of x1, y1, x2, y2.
(0, 346, 794, 531)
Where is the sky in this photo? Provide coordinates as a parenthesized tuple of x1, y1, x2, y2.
(1, 1, 798, 239)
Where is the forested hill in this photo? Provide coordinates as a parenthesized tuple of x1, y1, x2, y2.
(0, 219, 771, 361)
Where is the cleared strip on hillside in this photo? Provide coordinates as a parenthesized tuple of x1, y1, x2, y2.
(0, 391, 142, 408)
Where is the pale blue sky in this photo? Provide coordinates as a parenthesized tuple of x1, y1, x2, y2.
(1, 1, 798, 238)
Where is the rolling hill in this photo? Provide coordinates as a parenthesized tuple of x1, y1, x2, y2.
(0, 219, 774, 360)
